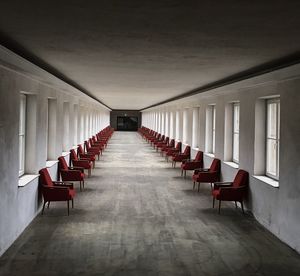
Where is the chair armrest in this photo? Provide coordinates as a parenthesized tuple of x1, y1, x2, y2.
(52, 181, 74, 188)
(194, 168, 209, 173)
(69, 167, 84, 173)
(182, 159, 192, 162)
(214, 182, 233, 189)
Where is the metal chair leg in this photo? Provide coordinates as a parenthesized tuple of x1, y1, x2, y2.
(241, 201, 245, 214)
(42, 201, 46, 215)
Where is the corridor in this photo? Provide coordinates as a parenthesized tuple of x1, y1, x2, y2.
(0, 132, 300, 276)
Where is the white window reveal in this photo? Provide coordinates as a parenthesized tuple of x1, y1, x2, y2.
(266, 98, 280, 179)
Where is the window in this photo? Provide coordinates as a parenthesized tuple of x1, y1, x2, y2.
(266, 98, 280, 179)
(212, 105, 216, 154)
(47, 99, 57, 160)
(19, 94, 26, 176)
(205, 105, 216, 154)
(232, 103, 240, 163)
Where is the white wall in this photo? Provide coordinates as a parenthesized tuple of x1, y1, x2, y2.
(0, 50, 110, 256)
(141, 64, 300, 253)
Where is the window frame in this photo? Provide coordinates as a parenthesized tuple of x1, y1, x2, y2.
(19, 94, 26, 176)
(232, 102, 240, 163)
(212, 105, 216, 154)
(265, 98, 280, 180)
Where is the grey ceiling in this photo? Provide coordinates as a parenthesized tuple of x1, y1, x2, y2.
(0, 1, 299, 110)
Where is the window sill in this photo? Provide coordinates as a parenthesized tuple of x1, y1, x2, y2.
(204, 153, 215, 158)
(46, 160, 59, 168)
(253, 175, 279, 188)
(18, 174, 39, 187)
(62, 151, 70, 157)
(223, 161, 239, 169)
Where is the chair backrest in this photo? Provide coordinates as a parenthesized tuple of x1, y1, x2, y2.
(169, 139, 175, 147)
(183, 146, 190, 155)
(233, 170, 249, 188)
(70, 149, 78, 161)
(78, 145, 84, 155)
(194, 151, 203, 162)
(165, 137, 169, 144)
(157, 133, 161, 139)
(84, 140, 90, 150)
(175, 142, 182, 151)
(39, 168, 53, 187)
(161, 135, 165, 141)
(58, 156, 68, 171)
(209, 158, 221, 172)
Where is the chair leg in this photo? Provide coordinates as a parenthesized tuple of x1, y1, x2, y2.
(42, 201, 47, 215)
(181, 169, 183, 176)
(193, 181, 195, 190)
(198, 182, 200, 192)
(83, 179, 85, 189)
(235, 201, 238, 208)
(241, 201, 245, 214)
(47, 201, 50, 208)
(88, 168, 91, 177)
(67, 201, 70, 216)
(212, 197, 215, 208)
(72, 199, 74, 208)
(218, 200, 221, 214)
(184, 171, 186, 178)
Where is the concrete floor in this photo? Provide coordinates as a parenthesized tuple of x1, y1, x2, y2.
(1, 132, 300, 276)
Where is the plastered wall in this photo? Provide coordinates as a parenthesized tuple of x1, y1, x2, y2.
(0, 65, 110, 256)
(142, 65, 300, 253)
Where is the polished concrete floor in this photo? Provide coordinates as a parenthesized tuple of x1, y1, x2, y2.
(1, 132, 300, 276)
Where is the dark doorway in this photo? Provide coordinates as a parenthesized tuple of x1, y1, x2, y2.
(117, 116, 138, 131)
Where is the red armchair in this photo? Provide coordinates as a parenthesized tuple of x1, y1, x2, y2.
(153, 135, 165, 148)
(70, 149, 93, 177)
(172, 145, 190, 168)
(84, 140, 101, 159)
(58, 156, 85, 191)
(165, 142, 182, 161)
(156, 137, 169, 152)
(212, 169, 249, 214)
(161, 139, 175, 156)
(77, 144, 96, 168)
(181, 151, 203, 178)
(192, 158, 221, 192)
(39, 168, 75, 215)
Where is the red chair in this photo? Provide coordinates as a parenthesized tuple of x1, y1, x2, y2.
(165, 142, 182, 161)
(192, 158, 221, 192)
(181, 151, 203, 178)
(212, 169, 249, 214)
(172, 145, 190, 168)
(58, 156, 85, 191)
(156, 137, 169, 152)
(161, 139, 175, 156)
(39, 168, 75, 215)
(84, 140, 101, 159)
(70, 149, 93, 177)
(153, 135, 165, 148)
(77, 144, 96, 168)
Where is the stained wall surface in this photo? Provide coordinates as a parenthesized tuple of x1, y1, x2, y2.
(142, 64, 300, 253)
(0, 55, 110, 256)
